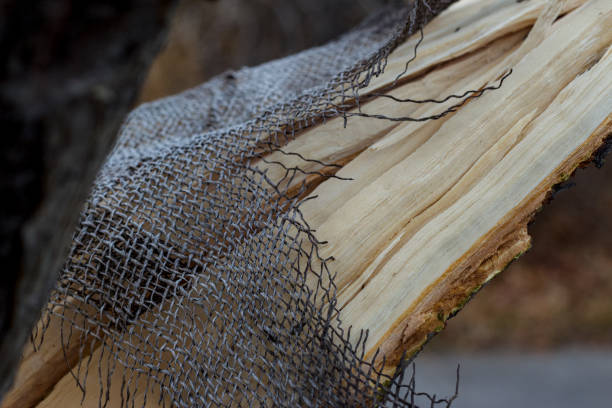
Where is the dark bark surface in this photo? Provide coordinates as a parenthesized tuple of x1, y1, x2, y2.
(0, 0, 175, 398)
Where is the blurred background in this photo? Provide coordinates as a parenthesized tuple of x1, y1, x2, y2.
(2, 0, 611, 406)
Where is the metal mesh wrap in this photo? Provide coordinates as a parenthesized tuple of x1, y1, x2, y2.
(42, 1, 459, 406)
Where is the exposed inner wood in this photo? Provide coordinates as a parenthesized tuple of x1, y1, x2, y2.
(256, 29, 527, 199)
(0, 307, 86, 408)
(35, 318, 171, 408)
(308, 0, 611, 369)
(4, 0, 609, 407)
(254, 0, 587, 197)
(297, 0, 578, 306)
(359, 0, 587, 94)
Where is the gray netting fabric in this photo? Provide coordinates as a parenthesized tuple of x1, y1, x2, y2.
(39, 1, 460, 406)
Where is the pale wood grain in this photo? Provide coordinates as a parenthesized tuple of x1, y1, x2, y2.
(312, 0, 611, 369)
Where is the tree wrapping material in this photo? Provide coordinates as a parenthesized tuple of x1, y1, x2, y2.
(40, 1, 461, 406)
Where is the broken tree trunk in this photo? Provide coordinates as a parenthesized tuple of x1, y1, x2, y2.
(4, 0, 611, 406)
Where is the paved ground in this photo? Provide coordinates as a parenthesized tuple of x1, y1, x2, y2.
(408, 348, 612, 407)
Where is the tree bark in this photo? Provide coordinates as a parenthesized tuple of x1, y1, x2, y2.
(0, 0, 175, 404)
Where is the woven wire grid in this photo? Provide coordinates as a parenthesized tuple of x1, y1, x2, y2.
(39, 1, 464, 406)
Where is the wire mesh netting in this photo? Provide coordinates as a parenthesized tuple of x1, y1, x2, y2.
(39, 1, 464, 406)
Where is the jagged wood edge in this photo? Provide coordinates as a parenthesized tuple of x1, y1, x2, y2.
(381, 117, 612, 378)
